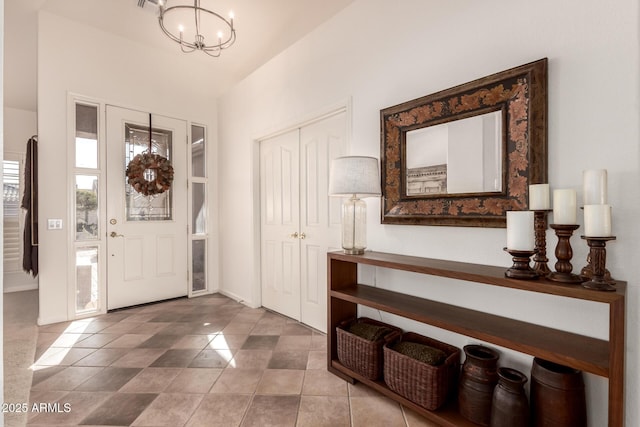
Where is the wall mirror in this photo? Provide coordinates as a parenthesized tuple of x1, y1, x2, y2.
(381, 58, 547, 227)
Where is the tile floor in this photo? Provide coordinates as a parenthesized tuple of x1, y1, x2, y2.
(4, 290, 436, 426)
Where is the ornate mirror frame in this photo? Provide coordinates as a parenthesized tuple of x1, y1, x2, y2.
(381, 58, 547, 227)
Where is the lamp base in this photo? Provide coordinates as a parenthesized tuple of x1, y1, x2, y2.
(343, 248, 365, 255)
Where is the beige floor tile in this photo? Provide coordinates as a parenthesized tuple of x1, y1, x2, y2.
(276, 336, 312, 351)
(4, 292, 452, 427)
(209, 369, 263, 394)
(311, 335, 327, 350)
(306, 350, 327, 370)
(33, 347, 96, 366)
(31, 366, 104, 391)
(208, 334, 247, 350)
(110, 348, 167, 368)
(171, 334, 213, 349)
(99, 322, 144, 334)
(233, 310, 266, 323)
(241, 395, 300, 427)
(104, 333, 154, 348)
(222, 321, 256, 334)
(301, 369, 348, 396)
(35, 332, 63, 348)
(228, 349, 272, 369)
(118, 367, 182, 393)
(403, 406, 442, 426)
(132, 393, 203, 426)
(73, 333, 121, 348)
(296, 395, 350, 427)
(133, 321, 172, 335)
(350, 395, 406, 427)
(256, 369, 305, 395)
(249, 322, 284, 335)
(73, 348, 129, 367)
(165, 368, 223, 393)
(348, 381, 386, 397)
(186, 393, 251, 427)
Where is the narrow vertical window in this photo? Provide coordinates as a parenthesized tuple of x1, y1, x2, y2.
(192, 124, 205, 177)
(75, 175, 99, 240)
(73, 101, 102, 316)
(76, 247, 99, 312)
(190, 124, 207, 294)
(75, 104, 98, 169)
(192, 240, 206, 292)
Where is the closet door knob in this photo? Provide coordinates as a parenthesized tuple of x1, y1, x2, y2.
(299, 232, 306, 240)
(290, 232, 299, 239)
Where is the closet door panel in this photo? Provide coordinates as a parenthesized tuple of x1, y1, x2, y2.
(260, 130, 301, 320)
(299, 112, 346, 332)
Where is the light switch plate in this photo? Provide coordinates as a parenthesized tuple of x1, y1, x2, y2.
(47, 219, 63, 230)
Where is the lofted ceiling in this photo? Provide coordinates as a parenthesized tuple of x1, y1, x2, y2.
(3, 0, 354, 111)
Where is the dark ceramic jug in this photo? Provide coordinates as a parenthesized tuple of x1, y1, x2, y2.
(530, 358, 586, 427)
(490, 367, 530, 427)
(458, 344, 499, 426)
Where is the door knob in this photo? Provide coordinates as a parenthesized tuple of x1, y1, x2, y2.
(299, 232, 306, 240)
(110, 231, 124, 238)
(290, 232, 299, 239)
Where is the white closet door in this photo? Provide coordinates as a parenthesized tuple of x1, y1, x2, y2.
(260, 111, 346, 332)
(299, 113, 346, 332)
(260, 129, 301, 320)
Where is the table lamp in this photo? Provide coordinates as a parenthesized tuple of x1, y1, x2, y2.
(328, 156, 381, 254)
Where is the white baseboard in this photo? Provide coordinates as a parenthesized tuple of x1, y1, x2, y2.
(3, 271, 38, 293)
(3, 283, 38, 293)
(217, 289, 260, 309)
(37, 315, 69, 326)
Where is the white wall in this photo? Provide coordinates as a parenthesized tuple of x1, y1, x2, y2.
(3, 107, 38, 292)
(217, 1, 639, 425)
(37, 12, 219, 324)
(4, 107, 36, 152)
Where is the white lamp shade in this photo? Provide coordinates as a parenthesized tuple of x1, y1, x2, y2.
(329, 156, 381, 197)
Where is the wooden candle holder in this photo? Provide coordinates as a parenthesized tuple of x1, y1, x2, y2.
(581, 236, 617, 292)
(548, 224, 584, 284)
(504, 248, 539, 280)
(532, 210, 552, 275)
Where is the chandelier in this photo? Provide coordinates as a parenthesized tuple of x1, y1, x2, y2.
(157, 0, 236, 57)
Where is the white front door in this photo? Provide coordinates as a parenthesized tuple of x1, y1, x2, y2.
(106, 106, 188, 310)
(260, 129, 301, 320)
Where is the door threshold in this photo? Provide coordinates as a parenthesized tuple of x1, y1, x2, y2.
(108, 295, 188, 313)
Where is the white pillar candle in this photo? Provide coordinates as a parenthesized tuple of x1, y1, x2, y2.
(553, 189, 577, 224)
(506, 211, 535, 251)
(583, 169, 608, 205)
(584, 204, 612, 237)
(529, 184, 550, 210)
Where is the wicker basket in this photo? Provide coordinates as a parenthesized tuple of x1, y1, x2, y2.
(383, 332, 460, 410)
(337, 317, 402, 380)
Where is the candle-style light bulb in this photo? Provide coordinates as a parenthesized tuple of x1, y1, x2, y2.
(178, 24, 184, 33)
(217, 31, 223, 44)
(229, 11, 234, 27)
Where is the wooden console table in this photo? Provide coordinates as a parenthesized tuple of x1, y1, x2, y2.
(327, 251, 626, 426)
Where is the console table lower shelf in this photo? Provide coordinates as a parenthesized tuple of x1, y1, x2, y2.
(330, 360, 473, 427)
(326, 251, 626, 426)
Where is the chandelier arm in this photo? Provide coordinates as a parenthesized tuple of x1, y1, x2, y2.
(158, 2, 235, 55)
